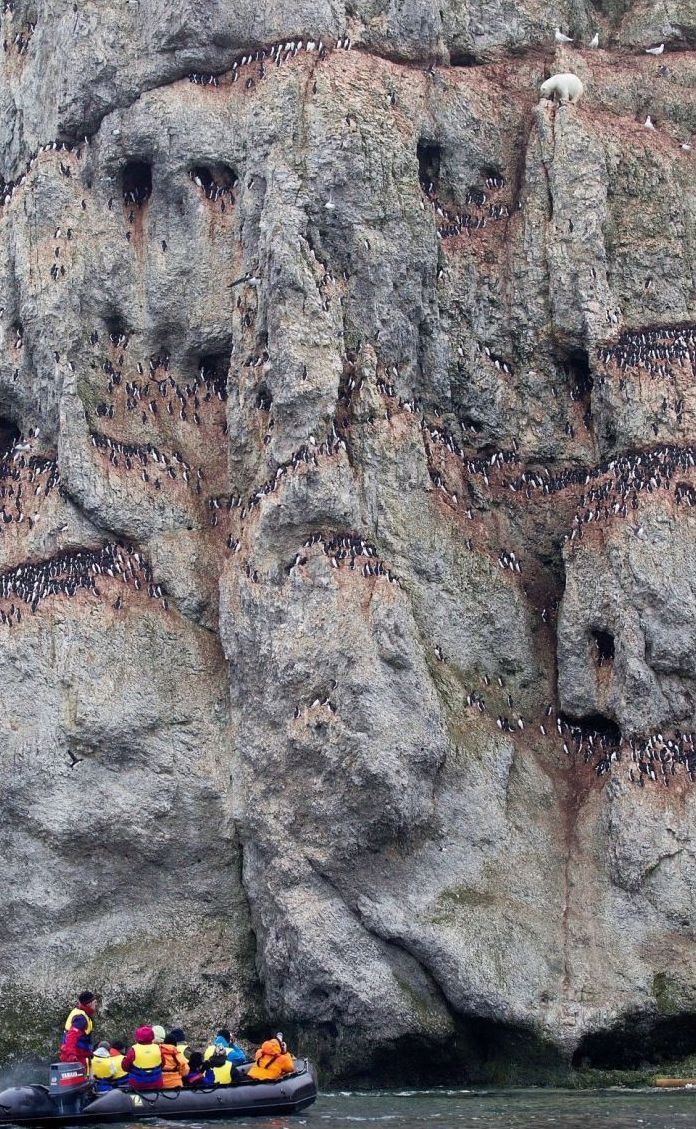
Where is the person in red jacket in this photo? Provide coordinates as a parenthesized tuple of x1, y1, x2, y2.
(59, 991, 97, 1068)
(120, 1026, 165, 1090)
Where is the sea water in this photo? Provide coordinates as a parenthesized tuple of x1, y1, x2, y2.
(137, 1086, 696, 1129)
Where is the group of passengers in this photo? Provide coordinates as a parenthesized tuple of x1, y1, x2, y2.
(59, 991, 295, 1091)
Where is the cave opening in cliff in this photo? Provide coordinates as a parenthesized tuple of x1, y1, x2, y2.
(256, 385, 272, 412)
(104, 314, 129, 346)
(198, 351, 230, 397)
(457, 411, 483, 435)
(0, 416, 20, 457)
(122, 160, 152, 206)
(450, 50, 477, 66)
(572, 1011, 696, 1070)
(190, 164, 238, 197)
(562, 346, 593, 399)
(417, 140, 441, 193)
(592, 629, 615, 665)
(559, 711, 621, 745)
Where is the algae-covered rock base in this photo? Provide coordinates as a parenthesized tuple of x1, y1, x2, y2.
(0, 0, 696, 1088)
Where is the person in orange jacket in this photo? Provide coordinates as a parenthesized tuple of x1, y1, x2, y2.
(160, 1032, 190, 1089)
(247, 1034, 295, 1081)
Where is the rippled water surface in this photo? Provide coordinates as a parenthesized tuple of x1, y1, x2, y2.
(133, 1087, 696, 1129)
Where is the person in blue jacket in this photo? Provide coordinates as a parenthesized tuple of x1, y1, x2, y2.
(203, 1028, 247, 1066)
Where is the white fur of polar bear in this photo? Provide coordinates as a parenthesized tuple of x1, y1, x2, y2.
(540, 73, 584, 104)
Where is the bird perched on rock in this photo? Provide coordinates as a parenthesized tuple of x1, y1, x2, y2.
(589, 32, 599, 47)
(645, 43, 664, 54)
(644, 115, 655, 129)
(554, 27, 573, 43)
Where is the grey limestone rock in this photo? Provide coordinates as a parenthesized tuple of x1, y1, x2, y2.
(0, 0, 695, 1085)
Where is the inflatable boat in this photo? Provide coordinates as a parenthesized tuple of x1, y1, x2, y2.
(0, 1059, 318, 1125)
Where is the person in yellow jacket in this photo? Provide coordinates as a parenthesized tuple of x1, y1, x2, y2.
(120, 1026, 164, 1090)
(92, 1043, 120, 1088)
(108, 1041, 129, 1085)
(90, 1038, 128, 1092)
(59, 991, 97, 1068)
(202, 1049, 235, 1086)
(247, 1034, 295, 1081)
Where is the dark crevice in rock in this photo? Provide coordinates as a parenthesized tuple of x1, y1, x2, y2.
(122, 159, 152, 206)
(559, 711, 621, 745)
(0, 417, 20, 457)
(559, 346, 594, 431)
(450, 50, 478, 66)
(198, 351, 231, 397)
(536, 128, 554, 221)
(417, 139, 441, 194)
(256, 385, 272, 411)
(189, 163, 238, 193)
(510, 120, 534, 213)
(465, 1016, 570, 1084)
(563, 347, 593, 398)
(592, 629, 615, 665)
(104, 314, 130, 346)
(456, 411, 483, 435)
(338, 1029, 470, 1088)
(572, 1011, 696, 1069)
(565, 350, 593, 413)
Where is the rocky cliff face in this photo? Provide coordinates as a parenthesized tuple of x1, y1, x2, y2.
(1, 0, 695, 1086)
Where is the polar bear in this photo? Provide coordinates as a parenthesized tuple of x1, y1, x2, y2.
(539, 73, 584, 104)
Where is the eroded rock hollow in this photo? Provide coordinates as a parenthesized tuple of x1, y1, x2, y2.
(1, 0, 696, 1086)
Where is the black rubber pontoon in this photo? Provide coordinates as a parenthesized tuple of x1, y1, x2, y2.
(0, 1061, 318, 1125)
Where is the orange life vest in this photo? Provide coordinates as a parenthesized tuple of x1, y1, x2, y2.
(247, 1040, 294, 1081)
(160, 1044, 189, 1089)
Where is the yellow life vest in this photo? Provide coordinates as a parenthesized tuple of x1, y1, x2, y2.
(210, 1061, 233, 1085)
(176, 1043, 190, 1059)
(112, 1054, 127, 1080)
(64, 1007, 93, 1036)
(131, 1043, 162, 1070)
(92, 1057, 115, 1081)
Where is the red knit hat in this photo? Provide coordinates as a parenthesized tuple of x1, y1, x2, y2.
(135, 1025, 154, 1043)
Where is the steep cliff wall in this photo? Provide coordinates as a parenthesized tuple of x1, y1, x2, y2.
(0, 0, 695, 1085)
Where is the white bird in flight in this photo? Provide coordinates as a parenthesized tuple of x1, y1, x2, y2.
(644, 115, 655, 129)
(555, 27, 573, 43)
(645, 43, 664, 54)
(589, 32, 599, 47)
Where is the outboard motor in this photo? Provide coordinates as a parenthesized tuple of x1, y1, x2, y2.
(48, 1061, 91, 1115)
